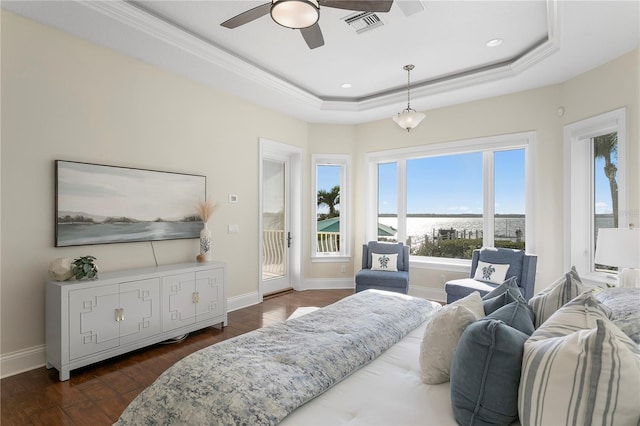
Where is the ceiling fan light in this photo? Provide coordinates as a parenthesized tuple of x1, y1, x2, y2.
(271, 0, 319, 29)
(393, 109, 426, 131)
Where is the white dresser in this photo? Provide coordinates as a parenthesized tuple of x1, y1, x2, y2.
(46, 262, 227, 381)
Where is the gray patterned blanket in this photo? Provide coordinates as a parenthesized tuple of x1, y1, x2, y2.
(116, 290, 440, 425)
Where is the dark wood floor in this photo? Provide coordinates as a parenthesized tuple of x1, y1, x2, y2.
(0, 289, 353, 426)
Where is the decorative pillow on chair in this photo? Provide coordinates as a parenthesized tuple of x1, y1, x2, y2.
(519, 319, 640, 426)
(473, 260, 509, 284)
(370, 253, 398, 272)
(419, 292, 485, 384)
(528, 266, 587, 328)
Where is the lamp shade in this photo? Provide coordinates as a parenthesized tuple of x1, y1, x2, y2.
(393, 109, 426, 131)
(271, 0, 319, 29)
(595, 228, 640, 268)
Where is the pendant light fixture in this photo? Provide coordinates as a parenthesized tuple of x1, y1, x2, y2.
(393, 64, 425, 132)
(271, 0, 319, 29)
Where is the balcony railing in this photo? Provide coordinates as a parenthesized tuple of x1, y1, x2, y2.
(263, 229, 285, 278)
(263, 230, 340, 279)
(317, 231, 340, 253)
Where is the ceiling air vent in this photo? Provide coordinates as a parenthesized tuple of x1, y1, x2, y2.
(343, 11, 384, 34)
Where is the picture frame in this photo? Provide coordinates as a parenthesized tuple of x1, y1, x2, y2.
(55, 160, 206, 247)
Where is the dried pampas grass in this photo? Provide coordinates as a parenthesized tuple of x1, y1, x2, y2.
(196, 199, 216, 223)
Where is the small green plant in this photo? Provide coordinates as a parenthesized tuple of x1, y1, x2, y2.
(72, 255, 98, 280)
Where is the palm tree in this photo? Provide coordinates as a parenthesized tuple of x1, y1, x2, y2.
(594, 132, 618, 227)
(317, 185, 340, 220)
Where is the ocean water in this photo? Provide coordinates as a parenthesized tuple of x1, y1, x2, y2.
(57, 222, 202, 246)
(378, 216, 525, 240)
(378, 215, 615, 241)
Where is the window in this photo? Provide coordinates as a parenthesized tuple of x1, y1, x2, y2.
(366, 132, 535, 266)
(564, 108, 627, 284)
(312, 154, 350, 260)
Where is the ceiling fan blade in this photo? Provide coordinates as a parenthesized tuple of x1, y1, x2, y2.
(300, 23, 325, 49)
(319, 0, 393, 13)
(221, 3, 271, 29)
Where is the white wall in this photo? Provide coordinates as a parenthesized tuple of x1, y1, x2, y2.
(1, 9, 638, 377)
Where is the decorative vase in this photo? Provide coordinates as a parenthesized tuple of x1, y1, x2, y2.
(200, 224, 212, 262)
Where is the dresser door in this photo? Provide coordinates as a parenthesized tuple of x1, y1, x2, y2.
(195, 268, 224, 322)
(119, 278, 161, 346)
(162, 273, 196, 332)
(68, 285, 120, 360)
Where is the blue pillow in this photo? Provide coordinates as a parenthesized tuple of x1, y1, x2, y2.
(486, 301, 535, 336)
(483, 290, 518, 316)
(482, 276, 523, 301)
(450, 319, 529, 426)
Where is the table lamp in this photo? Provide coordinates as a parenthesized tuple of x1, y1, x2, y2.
(594, 227, 640, 288)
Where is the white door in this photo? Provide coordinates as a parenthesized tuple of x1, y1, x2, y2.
(262, 156, 291, 294)
(260, 139, 303, 296)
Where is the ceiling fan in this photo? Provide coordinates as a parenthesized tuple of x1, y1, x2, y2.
(221, 0, 393, 49)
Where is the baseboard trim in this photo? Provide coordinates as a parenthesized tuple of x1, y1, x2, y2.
(297, 278, 355, 291)
(409, 286, 447, 303)
(0, 345, 46, 379)
(227, 291, 261, 312)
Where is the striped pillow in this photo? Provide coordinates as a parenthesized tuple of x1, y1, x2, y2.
(529, 291, 615, 342)
(519, 319, 640, 426)
(528, 266, 587, 328)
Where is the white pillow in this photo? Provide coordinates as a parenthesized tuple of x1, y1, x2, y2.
(419, 292, 485, 384)
(473, 260, 509, 284)
(519, 319, 640, 426)
(370, 252, 398, 272)
(451, 290, 485, 320)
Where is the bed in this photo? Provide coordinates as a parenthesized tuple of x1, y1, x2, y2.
(116, 284, 640, 426)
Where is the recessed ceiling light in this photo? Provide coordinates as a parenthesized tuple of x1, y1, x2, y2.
(341, 83, 352, 89)
(486, 38, 503, 47)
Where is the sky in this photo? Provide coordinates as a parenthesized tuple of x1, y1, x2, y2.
(318, 147, 615, 216)
(57, 161, 206, 221)
(380, 149, 527, 215)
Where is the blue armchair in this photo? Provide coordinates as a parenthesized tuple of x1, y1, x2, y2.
(355, 242, 410, 294)
(444, 248, 537, 304)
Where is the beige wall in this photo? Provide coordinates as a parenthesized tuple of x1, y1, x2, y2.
(1, 12, 308, 359)
(1, 9, 638, 375)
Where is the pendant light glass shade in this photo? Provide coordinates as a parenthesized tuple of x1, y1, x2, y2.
(393, 64, 425, 132)
(271, 0, 319, 29)
(393, 108, 426, 131)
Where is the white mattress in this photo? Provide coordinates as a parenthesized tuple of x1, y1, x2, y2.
(280, 320, 457, 425)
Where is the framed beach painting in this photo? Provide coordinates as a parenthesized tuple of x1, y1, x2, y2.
(55, 160, 206, 247)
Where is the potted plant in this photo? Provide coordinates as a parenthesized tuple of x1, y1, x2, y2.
(72, 255, 98, 280)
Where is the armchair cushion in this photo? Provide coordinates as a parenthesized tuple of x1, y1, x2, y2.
(444, 278, 498, 301)
(355, 270, 409, 293)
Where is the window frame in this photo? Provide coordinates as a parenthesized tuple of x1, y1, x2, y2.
(563, 107, 627, 285)
(365, 132, 536, 272)
(311, 154, 351, 262)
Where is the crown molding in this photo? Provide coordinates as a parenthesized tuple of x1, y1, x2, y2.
(3, 0, 561, 121)
(76, 0, 560, 113)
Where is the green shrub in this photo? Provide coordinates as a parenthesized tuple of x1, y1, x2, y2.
(412, 238, 524, 259)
